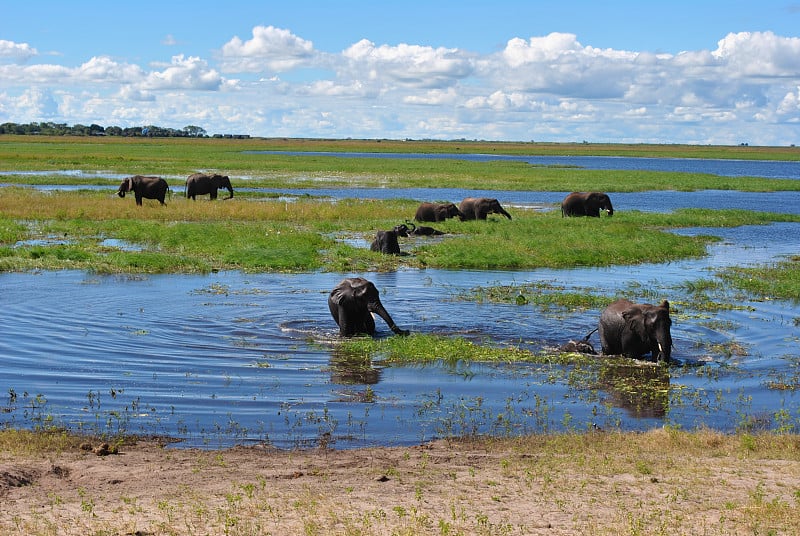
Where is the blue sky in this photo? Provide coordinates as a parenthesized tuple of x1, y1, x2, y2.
(2, 1, 799, 144)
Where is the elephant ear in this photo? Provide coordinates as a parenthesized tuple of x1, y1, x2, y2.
(622, 307, 647, 339)
(353, 280, 372, 300)
(645, 302, 672, 328)
(330, 281, 354, 305)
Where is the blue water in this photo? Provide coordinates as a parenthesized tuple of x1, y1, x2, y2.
(1, 221, 799, 449)
(244, 151, 800, 180)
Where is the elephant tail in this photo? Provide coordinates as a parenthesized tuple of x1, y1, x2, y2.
(582, 327, 598, 342)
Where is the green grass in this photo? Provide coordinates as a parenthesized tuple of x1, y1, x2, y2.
(336, 333, 546, 366)
(1, 189, 799, 274)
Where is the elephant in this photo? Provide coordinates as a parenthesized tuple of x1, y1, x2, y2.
(561, 192, 614, 217)
(117, 175, 169, 206)
(406, 221, 444, 236)
(458, 197, 512, 221)
(185, 172, 233, 200)
(328, 277, 409, 337)
(414, 202, 463, 222)
(598, 299, 673, 362)
(370, 224, 410, 255)
(559, 328, 598, 354)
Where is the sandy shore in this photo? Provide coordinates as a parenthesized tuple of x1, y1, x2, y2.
(2, 430, 799, 535)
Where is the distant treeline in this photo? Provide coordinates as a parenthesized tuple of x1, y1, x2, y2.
(0, 122, 221, 138)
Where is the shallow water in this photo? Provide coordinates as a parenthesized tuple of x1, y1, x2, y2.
(244, 151, 800, 180)
(2, 220, 799, 448)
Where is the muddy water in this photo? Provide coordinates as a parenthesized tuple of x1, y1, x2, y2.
(2, 220, 799, 448)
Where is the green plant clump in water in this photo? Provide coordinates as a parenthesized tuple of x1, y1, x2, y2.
(719, 256, 800, 302)
(337, 333, 592, 367)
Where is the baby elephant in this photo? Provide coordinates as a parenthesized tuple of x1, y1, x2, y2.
(117, 175, 169, 206)
(370, 224, 410, 255)
(403, 220, 443, 236)
(328, 277, 409, 337)
(559, 328, 598, 354)
(599, 299, 672, 362)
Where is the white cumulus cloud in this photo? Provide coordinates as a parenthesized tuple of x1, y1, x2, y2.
(342, 39, 474, 89)
(142, 55, 225, 90)
(0, 39, 37, 63)
(712, 31, 800, 77)
(220, 25, 316, 72)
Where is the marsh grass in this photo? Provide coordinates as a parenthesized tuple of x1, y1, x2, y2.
(719, 256, 800, 302)
(336, 333, 548, 367)
(2, 189, 799, 273)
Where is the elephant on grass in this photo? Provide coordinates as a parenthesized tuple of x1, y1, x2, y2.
(117, 175, 169, 206)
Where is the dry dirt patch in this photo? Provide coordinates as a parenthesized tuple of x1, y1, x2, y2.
(1, 430, 799, 535)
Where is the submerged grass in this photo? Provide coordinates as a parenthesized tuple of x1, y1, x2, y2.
(720, 255, 800, 302)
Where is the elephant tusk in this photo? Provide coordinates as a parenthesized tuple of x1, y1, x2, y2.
(658, 342, 664, 354)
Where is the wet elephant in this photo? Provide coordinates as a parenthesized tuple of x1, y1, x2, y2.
(414, 202, 463, 222)
(561, 192, 614, 217)
(598, 299, 672, 362)
(458, 197, 512, 220)
(370, 224, 410, 255)
(328, 277, 409, 337)
(117, 175, 169, 206)
(185, 173, 233, 200)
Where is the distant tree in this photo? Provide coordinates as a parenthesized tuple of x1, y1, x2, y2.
(0, 121, 213, 138)
(183, 125, 207, 137)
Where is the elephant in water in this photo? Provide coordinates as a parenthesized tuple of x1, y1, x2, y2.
(185, 173, 233, 200)
(458, 197, 512, 220)
(599, 299, 672, 362)
(414, 202, 463, 222)
(370, 224, 410, 255)
(117, 175, 169, 206)
(328, 277, 409, 337)
(561, 192, 614, 217)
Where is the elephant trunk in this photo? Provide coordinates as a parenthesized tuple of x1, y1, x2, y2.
(368, 301, 408, 336)
(224, 184, 234, 199)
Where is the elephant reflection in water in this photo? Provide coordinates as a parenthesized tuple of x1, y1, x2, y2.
(597, 361, 670, 419)
(329, 348, 381, 385)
